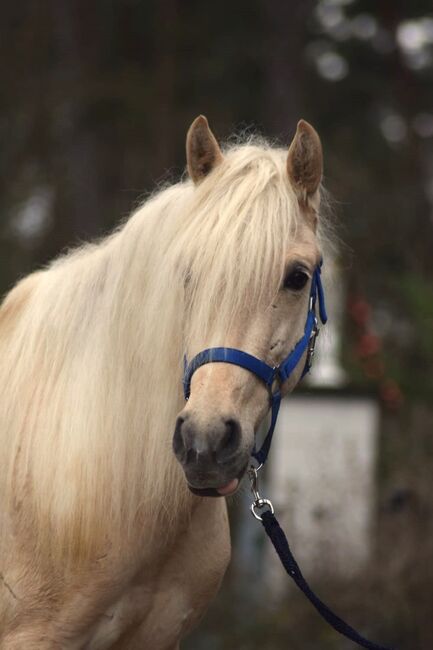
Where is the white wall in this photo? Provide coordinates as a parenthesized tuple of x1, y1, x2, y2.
(263, 394, 379, 595)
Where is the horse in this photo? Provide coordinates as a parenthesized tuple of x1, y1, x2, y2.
(0, 115, 327, 649)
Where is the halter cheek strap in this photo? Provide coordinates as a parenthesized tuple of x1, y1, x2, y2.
(183, 263, 327, 466)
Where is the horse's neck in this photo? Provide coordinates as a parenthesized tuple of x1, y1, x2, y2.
(0, 194, 196, 566)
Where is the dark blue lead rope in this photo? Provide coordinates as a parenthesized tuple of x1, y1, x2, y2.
(261, 510, 394, 650)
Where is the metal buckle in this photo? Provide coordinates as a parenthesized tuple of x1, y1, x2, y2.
(305, 317, 319, 372)
(248, 465, 274, 521)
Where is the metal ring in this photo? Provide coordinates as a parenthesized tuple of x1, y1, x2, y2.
(251, 498, 274, 521)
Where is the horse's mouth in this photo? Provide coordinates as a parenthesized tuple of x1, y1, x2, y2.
(187, 465, 247, 498)
(188, 480, 237, 498)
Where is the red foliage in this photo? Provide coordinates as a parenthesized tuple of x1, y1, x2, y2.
(380, 379, 404, 410)
(362, 358, 385, 380)
(348, 298, 371, 327)
(349, 293, 403, 410)
(356, 333, 381, 358)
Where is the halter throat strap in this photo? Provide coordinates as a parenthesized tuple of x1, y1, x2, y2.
(183, 263, 327, 465)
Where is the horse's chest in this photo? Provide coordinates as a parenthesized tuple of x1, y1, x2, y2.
(84, 583, 194, 649)
(85, 498, 230, 649)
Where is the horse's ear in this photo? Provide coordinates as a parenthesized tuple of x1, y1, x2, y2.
(186, 115, 223, 184)
(287, 120, 323, 206)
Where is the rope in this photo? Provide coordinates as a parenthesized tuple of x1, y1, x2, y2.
(261, 510, 394, 650)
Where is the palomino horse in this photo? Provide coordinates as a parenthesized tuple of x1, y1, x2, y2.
(0, 116, 326, 648)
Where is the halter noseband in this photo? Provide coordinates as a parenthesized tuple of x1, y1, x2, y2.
(183, 262, 327, 466)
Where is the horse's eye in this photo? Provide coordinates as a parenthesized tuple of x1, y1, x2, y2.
(284, 269, 309, 291)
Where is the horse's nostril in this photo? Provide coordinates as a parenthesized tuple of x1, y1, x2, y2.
(172, 416, 185, 460)
(218, 418, 241, 461)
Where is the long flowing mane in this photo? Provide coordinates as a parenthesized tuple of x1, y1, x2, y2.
(0, 138, 326, 564)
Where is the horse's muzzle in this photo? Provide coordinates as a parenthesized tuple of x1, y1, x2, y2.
(172, 412, 249, 497)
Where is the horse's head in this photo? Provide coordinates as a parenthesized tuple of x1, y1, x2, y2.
(173, 116, 324, 497)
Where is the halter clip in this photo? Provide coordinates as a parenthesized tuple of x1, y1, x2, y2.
(248, 464, 274, 521)
(304, 316, 319, 374)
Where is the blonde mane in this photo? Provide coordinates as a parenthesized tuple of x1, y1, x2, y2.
(0, 139, 325, 564)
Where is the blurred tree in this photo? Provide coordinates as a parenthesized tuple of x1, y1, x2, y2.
(263, 0, 315, 136)
(0, 0, 432, 396)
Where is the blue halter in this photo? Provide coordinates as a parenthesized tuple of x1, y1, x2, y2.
(183, 262, 327, 466)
